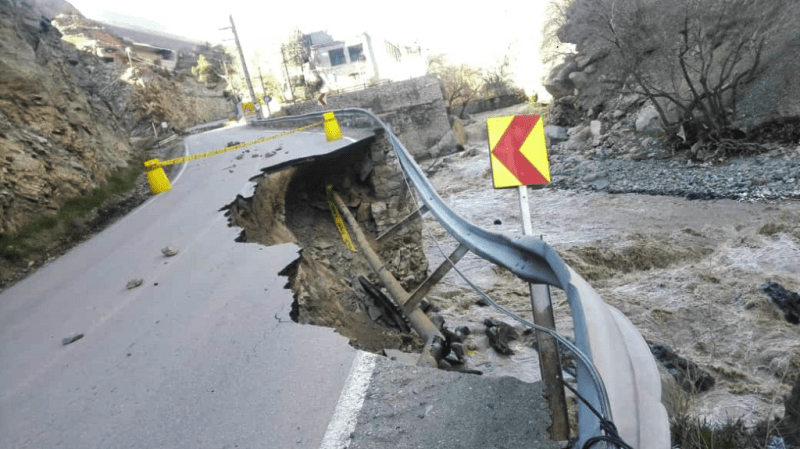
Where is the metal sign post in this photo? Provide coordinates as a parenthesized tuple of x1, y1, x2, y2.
(486, 114, 569, 440)
(517, 185, 569, 440)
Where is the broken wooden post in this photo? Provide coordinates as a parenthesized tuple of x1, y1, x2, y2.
(329, 190, 444, 351)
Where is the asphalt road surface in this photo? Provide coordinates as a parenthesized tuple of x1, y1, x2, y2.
(0, 124, 367, 448)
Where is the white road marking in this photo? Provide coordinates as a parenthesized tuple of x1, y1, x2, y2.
(319, 351, 378, 449)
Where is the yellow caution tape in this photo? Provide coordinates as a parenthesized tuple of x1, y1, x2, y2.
(159, 121, 323, 167)
(326, 185, 358, 253)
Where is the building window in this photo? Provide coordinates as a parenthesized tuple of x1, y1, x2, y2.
(329, 48, 346, 66)
(348, 44, 363, 63)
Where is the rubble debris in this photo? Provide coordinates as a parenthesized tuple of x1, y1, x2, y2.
(761, 282, 800, 324)
(358, 276, 411, 333)
(61, 333, 84, 345)
(126, 278, 143, 289)
(383, 348, 421, 366)
(227, 141, 241, 147)
(650, 344, 715, 393)
(484, 318, 519, 356)
(161, 246, 179, 257)
(418, 335, 447, 368)
(235, 154, 244, 160)
(454, 325, 471, 339)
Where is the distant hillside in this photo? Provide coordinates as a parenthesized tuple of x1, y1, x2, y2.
(23, 0, 80, 17)
(101, 22, 207, 52)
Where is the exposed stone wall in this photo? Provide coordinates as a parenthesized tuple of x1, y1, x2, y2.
(461, 93, 528, 116)
(282, 75, 449, 159)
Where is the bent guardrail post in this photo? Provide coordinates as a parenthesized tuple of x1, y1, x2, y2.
(332, 108, 669, 449)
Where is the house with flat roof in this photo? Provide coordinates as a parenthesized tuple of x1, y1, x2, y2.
(306, 31, 427, 93)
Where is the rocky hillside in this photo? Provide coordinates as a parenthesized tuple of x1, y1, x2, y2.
(543, 0, 800, 161)
(0, 0, 134, 234)
(0, 0, 234, 235)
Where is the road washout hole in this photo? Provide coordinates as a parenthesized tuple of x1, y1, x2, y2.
(220, 135, 431, 354)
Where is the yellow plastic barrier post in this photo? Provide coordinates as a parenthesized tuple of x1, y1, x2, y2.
(323, 112, 342, 142)
(144, 159, 172, 194)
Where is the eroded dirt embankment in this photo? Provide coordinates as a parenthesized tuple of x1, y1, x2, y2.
(221, 134, 430, 353)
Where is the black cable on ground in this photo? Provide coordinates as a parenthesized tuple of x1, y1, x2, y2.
(562, 378, 634, 449)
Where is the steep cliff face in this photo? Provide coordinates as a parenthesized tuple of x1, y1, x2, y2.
(0, 0, 134, 234)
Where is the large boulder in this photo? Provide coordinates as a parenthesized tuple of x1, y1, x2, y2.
(549, 96, 584, 127)
(568, 71, 591, 90)
(427, 130, 458, 159)
(545, 125, 569, 144)
(545, 57, 578, 100)
(452, 117, 468, 146)
(636, 110, 663, 134)
(562, 126, 594, 152)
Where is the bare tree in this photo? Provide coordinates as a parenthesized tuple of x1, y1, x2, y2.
(555, 0, 798, 153)
(482, 54, 521, 98)
(541, 0, 575, 66)
(426, 54, 484, 118)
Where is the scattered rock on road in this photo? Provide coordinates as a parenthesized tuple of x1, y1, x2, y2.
(126, 278, 143, 289)
(161, 246, 179, 257)
(61, 333, 84, 346)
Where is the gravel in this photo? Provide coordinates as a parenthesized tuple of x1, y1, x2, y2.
(547, 147, 800, 202)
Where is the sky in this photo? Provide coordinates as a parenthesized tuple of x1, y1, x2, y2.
(65, 0, 553, 97)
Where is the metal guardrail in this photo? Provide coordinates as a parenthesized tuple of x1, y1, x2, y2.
(250, 108, 670, 449)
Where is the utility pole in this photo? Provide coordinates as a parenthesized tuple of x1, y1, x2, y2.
(221, 15, 262, 120)
(258, 67, 271, 117)
(281, 44, 296, 102)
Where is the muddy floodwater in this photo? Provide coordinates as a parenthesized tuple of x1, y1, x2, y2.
(227, 115, 800, 429)
(421, 148, 800, 426)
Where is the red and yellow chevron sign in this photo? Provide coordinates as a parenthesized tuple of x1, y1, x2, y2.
(242, 102, 256, 116)
(487, 115, 551, 188)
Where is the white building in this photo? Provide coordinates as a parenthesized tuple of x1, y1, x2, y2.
(307, 32, 427, 93)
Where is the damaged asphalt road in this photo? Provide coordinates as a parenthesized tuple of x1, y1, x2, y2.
(0, 125, 365, 448)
